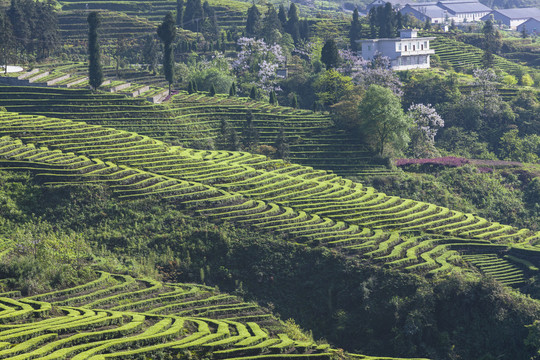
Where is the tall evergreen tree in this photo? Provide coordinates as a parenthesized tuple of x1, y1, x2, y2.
(157, 12, 177, 95)
(229, 82, 237, 96)
(183, 0, 203, 32)
(482, 17, 501, 68)
(299, 18, 310, 41)
(278, 5, 287, 29)
(250, 86, 258, 100)
(245, 5, 261, 37)
(291, 93, 298, 108)
(0, 11, 15, 73)
(262, 4, 282, 42)
(87, 12, 103, 91)
(349, 8, 361, 51)
(274, 126, 289, 160)
(269, 90, 278, 105)
(241, 111, 259, 150)
(286, 3, 299, 43)
(142, 34, 159, 73)
(7, 0, 29, 60)
(321, 39, 339, 69)
(176, 0, 184, 27)
(201, 1, 219, 41)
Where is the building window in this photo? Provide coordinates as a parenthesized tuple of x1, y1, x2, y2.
(397, 42, 402, 51)
(424, 41, 428, 49)
(404, 45, 408, 51)
(412, 44, 416, 51)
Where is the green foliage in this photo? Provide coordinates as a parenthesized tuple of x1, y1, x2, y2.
(245, 5, 261, 38)
(87, 12, 103, 91)
(320, 39, 339, 70)
(358, 84, 411, 156)
(157, 12, 177, 94)
(520, 73, 534, 86)
(209, 83, 216, 96)
(498, 129, 540, 163)
(229, 82, 236, 96)
(314, 69, 353, 107)
(482, 17, 502, 68)
(269, 90, 277, 105)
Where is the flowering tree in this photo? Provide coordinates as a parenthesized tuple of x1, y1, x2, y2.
(338, 50, 402, 96)
(231, 37, 286, 93)
(407, 103, 444, 158)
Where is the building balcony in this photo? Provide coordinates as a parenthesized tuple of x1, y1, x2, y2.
(398, 49, 435, 55)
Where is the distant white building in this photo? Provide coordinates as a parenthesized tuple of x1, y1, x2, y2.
(398, 0, 491, 24)
(437, 0, 491, 22)
(482, 8, 540, 29)
(361, 29, 436, 70)
(401, 3, 448, 23)
(517, 17, 540, 35)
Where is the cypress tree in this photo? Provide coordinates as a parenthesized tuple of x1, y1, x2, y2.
(291, 93, 298, 108)
(176, 0, 184, 27)
(229, 82, 236, 96)
(209, 83, 216, 96)
(241, 110, 259, 150)
(274, 126, 289, 160)
(87, 12, 103, 91)
(249, 86, 257, 100)
(245, 5, 261, 37)
(193, 80, 198, 92)
(269, 90, 277, 105)
(157, 12, 177, 95)
(278, 4, 287, 28)
(183, 0, 203, 32)
(188, 80, 194, 94)
(286, 3, 299, 43)
(349, 8, 361, 51)
(0, 12, 15, 74)
(321, 39, 339, 69)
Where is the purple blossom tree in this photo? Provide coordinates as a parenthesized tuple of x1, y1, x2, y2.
(407, 103, 444, 158)
(337, 49, 402, 96)
(231, 37, 286, 93)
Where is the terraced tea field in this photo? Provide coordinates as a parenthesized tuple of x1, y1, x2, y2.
(0, 110, 538, 285)
(430, 35, 530, 75)
(0, 86, 394, 178)
(0, 272, 363, 359)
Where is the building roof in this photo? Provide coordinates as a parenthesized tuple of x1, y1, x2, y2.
(517, 17, 540, 27)
(406, 3, 448, 18)
(487, 7, 540, 20)
(438, 1, 491, 14)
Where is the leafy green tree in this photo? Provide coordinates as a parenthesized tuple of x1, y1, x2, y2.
(87, 12, 103, 91)
(482, 17, 501, 68)
(498, 129, 539, 163)
(157, 12, 177, 95)
(321, 39, 339, 69)
(314, 69, 353, 106)
(246, 5, 261, 37)
(358, 84, 411, 155)
(188, 80, 195, 94)
(369, 3, 400, 38)
(520, 73, 534, 86)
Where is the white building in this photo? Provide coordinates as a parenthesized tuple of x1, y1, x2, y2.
(517, 17, 540, 35)
(437, 0, 491, 22)
(482, 8, 540, 29)
(398, 0, 491, 24)
(401, 3, 447, 24)
(361, 29, 436, 70)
